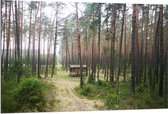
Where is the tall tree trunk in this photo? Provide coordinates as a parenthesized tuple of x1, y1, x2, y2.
(32, 4, 39, 76)
(91, 12, 95, 82)
(76, 3, 83, 88)
(38, 2, 42, 78)
(15, 1, 21, 83)
(97, 3, 101, 83)
(123, 6, 127, 82)
(27, 7, 32, 65)
(144, 5, 149, 83)
(20, 1, 23, 59)
(1, 1, 7, 73)
(51, 4, 58, 77)
(110, 4, 116, 83)
(130, 4, 137, 96)
(4, 2, 11, 80)
(153, 5, 159, 91)
(159, 5, 164, 97)
(85, 27, 88, 75)
(45, 13, 55, 78)
(116, 4, 126, 94)
(139, 5, 144, 84)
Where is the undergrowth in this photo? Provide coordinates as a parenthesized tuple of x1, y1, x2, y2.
(1, 77, 52, 112)
(75, 80, 166, 110)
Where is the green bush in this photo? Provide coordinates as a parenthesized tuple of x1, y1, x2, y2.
(136, 84, 151, 103)
(98, 80, 107, 87)
(13, 78, 47, 112)
(79, 84, 92, 96)
(10, 59, 32, 77)
(87, 74, 95, 84)
(105, 93, 120, 109)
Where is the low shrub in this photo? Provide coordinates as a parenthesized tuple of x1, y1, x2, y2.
(98, 80, 107, 87)
(136, 83, 151, 103)
(87, 74, 95, 84)
(79, 84, 92, 96)
(12, 78, 47, 112)
(105, 93, 120, 109)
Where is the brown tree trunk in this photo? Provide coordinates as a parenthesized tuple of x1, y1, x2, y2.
(116, 4, 126, 94)
(51, 3, 59, 78)
(4, 1, 11, 80)
(97, 3, 101, 83)
(144, 5, 149, 84)
(32, 3, 39, 76)
(38, 2, 42, 78)
(130, 4, 137, 96)
(15, 1, 21, 83)
(159, 5, 164, 97)
(110, 4, 116, 83)
(76, 3, 83, 88)
(27, 7, 32, 65)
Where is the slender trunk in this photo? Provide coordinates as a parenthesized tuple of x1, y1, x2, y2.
(110, 4, 116, 83)
(32, 4, 39, 76)
(15, 1, 21, 83)
(1, 1, 7, 72)
(91, 12, 95, 81)
(27, 8, 32, 65)
(45, 12, 55, 78)
(153, 6, 159, 91)
(20, 1, 23, 59)
(51, 4, 58, 78)
(38, 2, 42, 78)
(123, 7, 127, 82)
(76, 3, 83, 88)
(4, 2, 11, 80)
(116, 4, 126, 94)
(130, 4, 137, 96)
(159, 5, 163, 97)
(97, 3, 101, 83)
(144, 5, 149, 84)
(140, 5, 144, 84)
(85, 27, 88, 75)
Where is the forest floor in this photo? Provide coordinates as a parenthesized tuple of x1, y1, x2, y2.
(43, 70, 104, 112)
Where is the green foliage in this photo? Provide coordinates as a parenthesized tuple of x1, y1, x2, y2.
(98, 80, 108, 87)
(10, 59, 32, 77)
(136, 84, 151, 103)
(79, 84, 92, 96)
(1, 78, 50, 112)
(105, 93, 120, 109)
(1, 81, 18, 112)
(87, 74, 95, 84)
(12, 78, 47, 112)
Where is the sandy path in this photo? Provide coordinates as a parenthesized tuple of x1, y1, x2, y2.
(44, 71, 104, 112)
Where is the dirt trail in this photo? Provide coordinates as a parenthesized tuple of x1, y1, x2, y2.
(44, 71, 104, 112)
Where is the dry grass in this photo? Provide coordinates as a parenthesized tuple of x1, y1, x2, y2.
(44, 69, 104, 112)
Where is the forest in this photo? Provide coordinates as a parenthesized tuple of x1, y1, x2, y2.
(1, 0, 168, 112)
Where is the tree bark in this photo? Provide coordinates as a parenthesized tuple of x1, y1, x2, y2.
(27, 7, 32, 65)
(76, 3, 83, 88)
(116, 4, 126, 94)
(97, 3, 101, 83)
(110, 4, 116, 83)
(38, 1, 42, 78)
(32, 3, 39, 76)
(51, 3, 59, 78)
(15, 1, 21, 83)
(130, 4, 137, 96)
(4, 1, 11, 80)
(159, 5, 164, 97)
